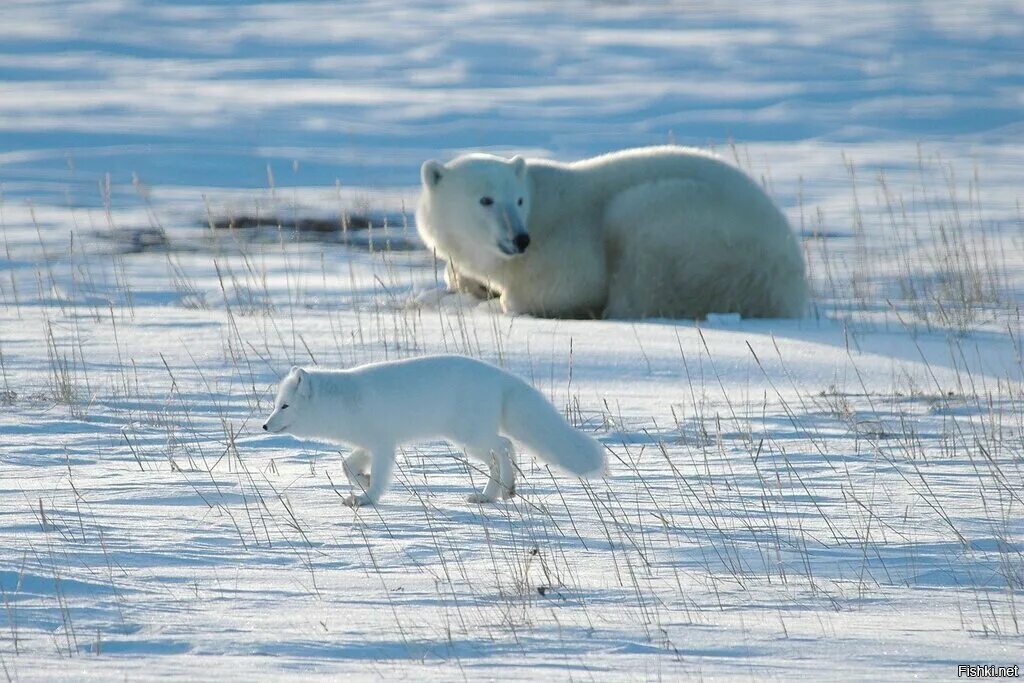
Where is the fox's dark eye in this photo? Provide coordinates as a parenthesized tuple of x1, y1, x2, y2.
(479, 196, 493, 206)
(517, 197, 523, 206)
(280, 404, 289, 410)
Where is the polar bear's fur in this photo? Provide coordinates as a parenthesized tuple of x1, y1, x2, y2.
(415, 146, 807, 319)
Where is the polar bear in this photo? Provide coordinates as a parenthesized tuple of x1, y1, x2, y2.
(415, 146, 807, 319)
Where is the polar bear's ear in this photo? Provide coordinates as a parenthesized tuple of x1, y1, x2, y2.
(421, 160, 444, 188)
(510, 155, 527, 179)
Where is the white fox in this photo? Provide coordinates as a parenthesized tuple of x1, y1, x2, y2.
(262, 355, 606, 507)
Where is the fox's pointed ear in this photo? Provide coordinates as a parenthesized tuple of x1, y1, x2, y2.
(289, 365, 301, 376)
(421, 159, 444, 188)
(292, 368, 311, 397)
(510, 155, 526, 179)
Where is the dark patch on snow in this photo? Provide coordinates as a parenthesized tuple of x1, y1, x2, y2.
(205, 213, 423, 251)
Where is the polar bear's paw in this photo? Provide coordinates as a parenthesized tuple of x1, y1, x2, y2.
(412, 287, 449, 308)
(411, 287, 495, 312)
(478, 297, 506, 316)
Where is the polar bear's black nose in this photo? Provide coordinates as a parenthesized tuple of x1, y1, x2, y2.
(262, 424, 268, 431)
(514, 233, 530, 252)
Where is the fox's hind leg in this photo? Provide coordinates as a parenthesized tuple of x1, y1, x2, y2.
(464, 436, 516, 504)
(494, 436, 516, 499)
(465, 453, 501, 504)
(342, 449, 371, 491)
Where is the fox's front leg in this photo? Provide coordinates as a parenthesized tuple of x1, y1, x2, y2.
(343, 445, 395, 508)
(342, 449, 371, 491)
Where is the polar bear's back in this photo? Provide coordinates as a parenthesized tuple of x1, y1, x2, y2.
(531, 146, 788, 241)
(529, 146, 807, 319)
(603, 175, 806, 318)
(536, 146, 758, 198)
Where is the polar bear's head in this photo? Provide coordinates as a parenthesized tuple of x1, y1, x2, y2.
(417, 153, 532, 263)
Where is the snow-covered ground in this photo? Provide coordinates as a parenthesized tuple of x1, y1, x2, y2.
(1, 1, 1022, 679)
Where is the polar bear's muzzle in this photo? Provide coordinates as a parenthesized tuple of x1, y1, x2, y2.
(496, 204, 530, 257)
(497, 232, 530, 257)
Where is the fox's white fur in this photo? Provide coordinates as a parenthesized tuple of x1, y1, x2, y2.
(416, 145, 807, 319)
(262, 355, 605, 507)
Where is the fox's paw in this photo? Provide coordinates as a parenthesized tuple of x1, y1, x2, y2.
(343, 493, 372, 508)
(466, 492, 497, 505)
(501, 485, 516, 500)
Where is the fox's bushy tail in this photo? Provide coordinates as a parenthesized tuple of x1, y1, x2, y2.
(500, 381, 606, 478)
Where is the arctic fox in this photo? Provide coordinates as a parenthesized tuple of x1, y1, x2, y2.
(416, 146, 807, 319)
(262, 355, 606, 507)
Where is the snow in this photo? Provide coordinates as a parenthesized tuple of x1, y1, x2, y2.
(1, 0, 1022, 679)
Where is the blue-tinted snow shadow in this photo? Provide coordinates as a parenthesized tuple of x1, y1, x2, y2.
(253, 630, 769, 667)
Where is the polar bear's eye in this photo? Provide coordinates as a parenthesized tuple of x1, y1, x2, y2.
(517, 197, 523, 206)
(479, 197, 494, 206)
(280, 404, 289, 410)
